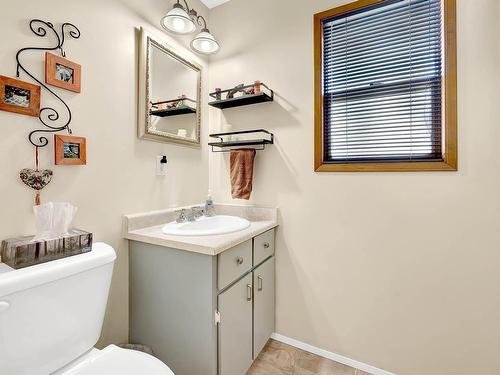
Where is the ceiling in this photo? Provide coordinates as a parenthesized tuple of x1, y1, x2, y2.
(200, 0, 230, 9)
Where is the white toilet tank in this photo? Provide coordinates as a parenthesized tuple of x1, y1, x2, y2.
(0, 243, 116, 375)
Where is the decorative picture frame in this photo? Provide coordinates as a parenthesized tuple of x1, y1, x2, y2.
(54, 134, 86, 165)
(0, 75, 41, 117)
(45, 52, 81, 93)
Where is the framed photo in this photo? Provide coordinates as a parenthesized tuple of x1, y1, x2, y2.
(54, 134, 86, 165)
(0, 75, 41, 117)
(45, 52, 81, 93)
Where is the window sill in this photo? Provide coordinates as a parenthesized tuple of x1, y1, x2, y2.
(314, 160, 457, 172)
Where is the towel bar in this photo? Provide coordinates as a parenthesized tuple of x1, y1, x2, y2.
(208, 129, 274, 153)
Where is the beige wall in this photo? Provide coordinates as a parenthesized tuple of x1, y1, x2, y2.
(208, 1, 500, 374)
(0, 0, 209, 346)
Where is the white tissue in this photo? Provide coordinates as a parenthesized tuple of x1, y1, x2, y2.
(32, 202, 78, 241)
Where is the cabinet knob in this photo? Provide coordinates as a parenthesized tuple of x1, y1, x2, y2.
(236, 256, 244, 265)
(263, 242, 270, 249)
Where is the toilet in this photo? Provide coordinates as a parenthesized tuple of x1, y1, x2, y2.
(0, 243, 174, 375)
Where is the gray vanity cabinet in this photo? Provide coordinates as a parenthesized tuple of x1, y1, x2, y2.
(129, 228, 275, 375)
(218, 231, 275, 375)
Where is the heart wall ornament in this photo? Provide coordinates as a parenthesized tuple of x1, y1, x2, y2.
(20, 168, 53, 190)
(20, 168, 53, 205)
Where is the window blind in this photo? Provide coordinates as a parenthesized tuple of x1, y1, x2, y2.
(322, 0, 443, 163)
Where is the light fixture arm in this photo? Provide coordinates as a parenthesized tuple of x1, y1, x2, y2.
(175, 0, 192, 13)
(176, 0, 198, 19)
(196, 14, 208, 31)
(174, 0, 209, 30)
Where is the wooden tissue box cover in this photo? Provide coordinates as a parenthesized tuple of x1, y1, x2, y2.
(0, 229, 93, 269)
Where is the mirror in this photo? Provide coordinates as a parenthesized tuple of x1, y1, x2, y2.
(138, 28, 201, 145)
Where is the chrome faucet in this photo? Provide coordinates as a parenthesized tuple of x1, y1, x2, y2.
(175, 206, 206, 223)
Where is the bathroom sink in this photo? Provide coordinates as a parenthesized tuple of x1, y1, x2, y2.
(162, 215, 251, 236)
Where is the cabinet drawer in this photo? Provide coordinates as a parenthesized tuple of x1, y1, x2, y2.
(218, 240, 252, 290)
(253, 229, 275, 266)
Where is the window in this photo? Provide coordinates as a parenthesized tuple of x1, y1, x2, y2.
(314, 0, 457, 172)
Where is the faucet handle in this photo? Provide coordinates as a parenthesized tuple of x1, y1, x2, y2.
(191, 206, 204, 218)
(176, 209, 188, 223)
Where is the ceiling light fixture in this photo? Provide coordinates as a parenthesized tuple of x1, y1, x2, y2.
(161, 0, 220, 55)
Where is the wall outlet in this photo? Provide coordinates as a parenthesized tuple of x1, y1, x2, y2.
(156, 155, 168, 176)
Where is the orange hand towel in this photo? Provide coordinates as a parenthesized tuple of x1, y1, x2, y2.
(230, 148, 256, 200)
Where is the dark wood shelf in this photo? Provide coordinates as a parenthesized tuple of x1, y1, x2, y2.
(209, 83, 274, 109)
(150, 106, 196, 118)
(209, 129, 274, 152)
(208, 92, 273, 109)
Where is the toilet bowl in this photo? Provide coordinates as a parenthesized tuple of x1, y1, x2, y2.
(54, 345, 174, 375)
(0, 243, 174, 375)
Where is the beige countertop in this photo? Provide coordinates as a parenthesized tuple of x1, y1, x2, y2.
(123, 204, 278, 256)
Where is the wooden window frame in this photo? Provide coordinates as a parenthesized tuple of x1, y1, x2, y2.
(314, 0, 457, 172)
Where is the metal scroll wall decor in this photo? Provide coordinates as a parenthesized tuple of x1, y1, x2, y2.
(15, 20, 81, 205)
(16, 19, 80, 147)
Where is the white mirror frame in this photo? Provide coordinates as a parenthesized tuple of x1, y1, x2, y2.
(138, 27, 202, 146)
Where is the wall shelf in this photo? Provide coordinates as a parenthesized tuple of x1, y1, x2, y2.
(150, 106, 196, 117)
(209, 129, 274, 152)
(208, 83, 274, 109)
(150, 98, 196, 117)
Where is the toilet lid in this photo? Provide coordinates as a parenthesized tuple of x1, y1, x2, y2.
(60, 345, 174, 375)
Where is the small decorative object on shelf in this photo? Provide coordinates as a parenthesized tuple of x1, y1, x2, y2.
(157, 100, 166, 110)
(226, 83, 244, 99)
(164, 94, 187, 109)
(150, 97, 197, 117)
(254, 80, 261, 93)
(209, 129, 274, 152)
(209, 82, 273, 109)
(0, 229, 93, 269)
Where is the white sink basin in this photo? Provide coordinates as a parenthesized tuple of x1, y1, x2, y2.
(162, 215, 250, 236)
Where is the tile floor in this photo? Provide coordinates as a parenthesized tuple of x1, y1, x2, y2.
(247, 339, 370, 375)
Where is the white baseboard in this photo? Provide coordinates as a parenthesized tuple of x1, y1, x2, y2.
(271, 333, 396, 375)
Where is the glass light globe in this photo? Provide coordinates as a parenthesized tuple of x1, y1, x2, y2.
(161, 5, 196, 35)
(201, 40, 212, 52)
(172, 18, 186, 32)
(191, 29, 220, 55)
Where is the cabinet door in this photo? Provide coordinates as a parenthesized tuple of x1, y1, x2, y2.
(253, 257, 275, 358)
(218, 273, 253, 375)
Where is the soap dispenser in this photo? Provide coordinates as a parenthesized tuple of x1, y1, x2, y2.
(205, 190, 215, 217)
